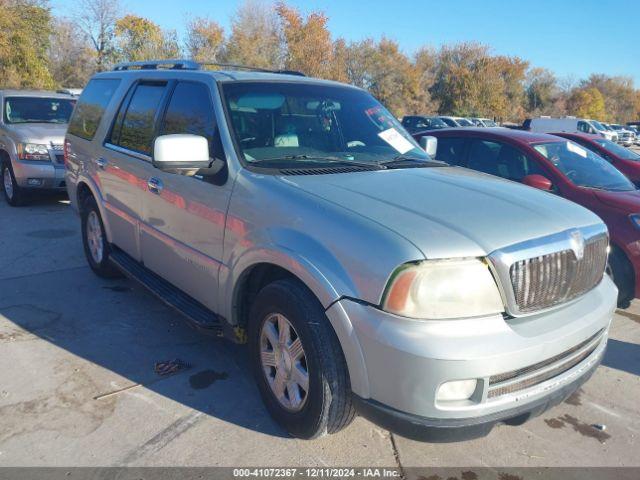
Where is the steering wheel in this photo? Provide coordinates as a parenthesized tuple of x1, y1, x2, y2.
(565, 169, 578, 180)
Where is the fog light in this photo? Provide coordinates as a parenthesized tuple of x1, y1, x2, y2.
(27, 178, 43, 186)
(437, 379, 478, 401)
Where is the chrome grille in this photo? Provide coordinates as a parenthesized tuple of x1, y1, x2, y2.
(487, 329, 605, 399)
(509, 236, 608, 313)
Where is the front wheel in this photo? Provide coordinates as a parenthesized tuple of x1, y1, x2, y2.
(2, 161, 26, 206)
(248, 279, 355, 439)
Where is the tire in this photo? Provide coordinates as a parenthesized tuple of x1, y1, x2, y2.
(2, 161, 26, 207)
(607, 246, 634, 309)
(81, 195, 121, 278)
(248, 278, 355, 439)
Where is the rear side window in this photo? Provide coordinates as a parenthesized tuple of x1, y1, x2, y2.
(110, 83, 167, 156)
(68, 79, 120, 140)
(435, 137, 466, 165)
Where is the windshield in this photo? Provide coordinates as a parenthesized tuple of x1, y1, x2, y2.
(4, 97, 75, 124)
(456, 118, 475, 127)
(590, 120, 606, 131)
(483, 119, 498, 127)
(594, 138, 640, 161)
(221, 82, 429, 167)
(426, 117, 447, 128)
(534, 141, 634, 191)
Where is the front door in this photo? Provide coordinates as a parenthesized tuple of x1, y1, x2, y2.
(140, 80, 232, 313)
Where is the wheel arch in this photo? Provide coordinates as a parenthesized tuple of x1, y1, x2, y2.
(75, 177, 114, 243)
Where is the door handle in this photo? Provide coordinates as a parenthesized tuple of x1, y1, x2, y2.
(96, 158, 107, 169)
(147, 177, 163, 194)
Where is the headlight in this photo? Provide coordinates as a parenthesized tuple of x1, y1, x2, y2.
(382, 258, 504, 319)
(17, 143, 50, 161)
(630, 214, 640, 230)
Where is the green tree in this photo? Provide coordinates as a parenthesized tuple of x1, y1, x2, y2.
(582, 74, 637, 122)
(114, 15, 180, 62)
(567, 87, 607, 120)
(0, 0, 55, 88)
(185, 17, 224, 63)
(526, 67, 558, 114)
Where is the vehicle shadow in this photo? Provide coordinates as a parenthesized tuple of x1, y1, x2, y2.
(0, 267, 289, 439)
(602, 338, 640, 376)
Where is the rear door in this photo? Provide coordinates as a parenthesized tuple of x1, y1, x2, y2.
(101, 81, 170, 260)
(434, 136, 468, 165)
(140, 80, 232, 312)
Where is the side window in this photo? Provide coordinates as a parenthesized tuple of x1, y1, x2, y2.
(468, 140, 543, 181)
(577, 121, 589, 133)
(436, 137, 467, 165)
(67, 79, 120, 140)
(415, 118, 429, 129)
(159, 81, 223, 159)
(110, 82, 167, 156)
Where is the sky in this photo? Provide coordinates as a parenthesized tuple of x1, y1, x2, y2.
(51, 0, 640, 86)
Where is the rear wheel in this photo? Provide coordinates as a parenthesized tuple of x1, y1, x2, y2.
(2, 161, 26, 206)
(81, 196, 121, 278)
(607, 246, 634, 309)
(248, 278, 355, 439)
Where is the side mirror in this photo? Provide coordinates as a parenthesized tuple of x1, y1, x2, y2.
(153, 134, 211, 171)
(420, 135, 438, 157)
(522, 174, 553, 191)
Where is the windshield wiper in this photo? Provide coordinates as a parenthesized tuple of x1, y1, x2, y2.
(253, 155, 383, 169)
(379, 155, 448, 168)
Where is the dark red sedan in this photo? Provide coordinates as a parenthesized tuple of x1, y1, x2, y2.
(551, 132, 640, 185)
(412, 127, 640, 307)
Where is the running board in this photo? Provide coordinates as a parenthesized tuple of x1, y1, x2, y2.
(109, 249, 225, 337)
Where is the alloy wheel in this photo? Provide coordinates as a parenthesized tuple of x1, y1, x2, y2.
(86, 210, 104, 264)
(3, 166, 13, 200)
(260, 313, 309, 412)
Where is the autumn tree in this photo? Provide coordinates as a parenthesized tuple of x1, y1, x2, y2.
(526, 67, 558, 113)
(276, 3, 337, 79)
(114, 15, 180, 62)
(75, 0, 120, 71)
(49, 18, 95, 87)
(414, 47, 438, 113)
(582, 74, 637, 122)
(223, 0, 283, 69)
(185, 17, 224, 63)
(0, 0, 55, 88)
(567, 87, 607, 120)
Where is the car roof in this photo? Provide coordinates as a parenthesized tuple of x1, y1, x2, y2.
(0, 89, 76, 99)
(92, 68, 359, 89)
(552, 131, 602, 142)
(424, 127, 563, 144)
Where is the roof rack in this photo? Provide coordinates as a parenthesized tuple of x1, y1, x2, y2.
(111, 59, 305, 76)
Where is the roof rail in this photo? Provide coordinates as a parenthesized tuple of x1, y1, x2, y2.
(112, 59, 200, 71)
(111, 59, 305, 76)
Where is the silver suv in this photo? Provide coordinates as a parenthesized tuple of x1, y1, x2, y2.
(65, 60, 617, 441)
(0, 90, 76, 206)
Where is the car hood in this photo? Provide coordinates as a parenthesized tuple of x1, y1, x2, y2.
(282, 167, 603, 258)
(594, 189, 640, 212)
(4, 123, 67, 144)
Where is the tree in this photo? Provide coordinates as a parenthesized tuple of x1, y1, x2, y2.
(223, 0, 283, 69)
(526, 67, 558, 113)
(276, 3, 336, 78)
(582, 74, 637, 122)
(49, 18, 95, 87)
(567, 87, 607, 120)
(414, 47, 438, 113)
(0, 0, 55, 89)
(74, 0, 120, 71)
(185, 17, 224, 63)
(114, 15, 180, 62)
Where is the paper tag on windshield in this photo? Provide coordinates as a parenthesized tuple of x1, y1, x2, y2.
(378, 128, 414, 154)
(567, 141, 587, 158)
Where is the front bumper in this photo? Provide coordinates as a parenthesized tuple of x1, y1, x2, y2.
(326, 276, 616, 439)
(12, 160, 66, 190)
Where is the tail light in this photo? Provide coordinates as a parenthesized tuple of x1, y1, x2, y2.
(64, 139, 71, 166)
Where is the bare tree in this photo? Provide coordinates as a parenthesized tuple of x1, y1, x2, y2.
(49, 17, 95, 87)
(75, 0, 120, 70)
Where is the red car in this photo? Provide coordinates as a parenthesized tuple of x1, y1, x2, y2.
(412, 127, 640, 307)
(551, 132, 640, 185)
